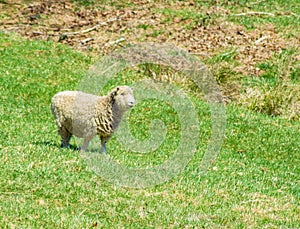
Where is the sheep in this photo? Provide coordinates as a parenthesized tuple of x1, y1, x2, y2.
(51, 86, 135, 153)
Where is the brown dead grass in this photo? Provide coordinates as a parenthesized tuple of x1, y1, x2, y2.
(1, 1, 298, 74)
(1, 0, 300, 117)
(233, 192, 299, 227)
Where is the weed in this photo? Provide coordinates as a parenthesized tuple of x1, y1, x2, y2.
(136, 24, 154, 30)
(239, 47, 300, 119)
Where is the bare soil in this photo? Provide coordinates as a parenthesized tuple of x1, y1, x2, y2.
(1, 0, 299, 77)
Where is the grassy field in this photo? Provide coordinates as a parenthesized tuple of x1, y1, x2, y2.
(0, 31, 299, 228)
(0, 0, 300, 228)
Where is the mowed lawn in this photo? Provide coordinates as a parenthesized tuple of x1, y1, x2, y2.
(0, 31, 299, 228)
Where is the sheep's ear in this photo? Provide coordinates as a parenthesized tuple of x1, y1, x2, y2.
(111, 87, 119, 97)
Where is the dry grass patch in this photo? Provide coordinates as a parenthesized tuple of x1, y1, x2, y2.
(240, 84, 300, 120)
(233, 192, 299, 226)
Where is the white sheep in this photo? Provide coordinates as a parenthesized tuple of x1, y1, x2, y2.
(51, 86, 135, 153)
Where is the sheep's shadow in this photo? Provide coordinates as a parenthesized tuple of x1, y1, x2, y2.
(33, 141, 79, 151)
(34, 141, 104, 154)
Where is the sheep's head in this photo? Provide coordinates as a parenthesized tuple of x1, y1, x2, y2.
(110, 86, 135, 112)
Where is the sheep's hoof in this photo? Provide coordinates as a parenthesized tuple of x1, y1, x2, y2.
(100, 145, 107, 154)
(100, 150, 107, 154)
(60, 143, 70, 148)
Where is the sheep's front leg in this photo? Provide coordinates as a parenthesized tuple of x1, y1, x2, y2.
(100, 137, 108, 154)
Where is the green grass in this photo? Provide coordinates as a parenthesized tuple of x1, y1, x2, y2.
(194, 0, 300, 28)
(224, 0, 300, 31)
(0, 31, 299, 228)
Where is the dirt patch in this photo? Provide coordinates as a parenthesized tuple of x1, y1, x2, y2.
(1, 0, 300, 119)
(1, 0, 299, 76)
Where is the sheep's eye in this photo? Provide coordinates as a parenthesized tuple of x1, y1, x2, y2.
(120, 92, 125, 96)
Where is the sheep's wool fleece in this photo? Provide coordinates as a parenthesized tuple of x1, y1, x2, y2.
(51, 91, 114, 139)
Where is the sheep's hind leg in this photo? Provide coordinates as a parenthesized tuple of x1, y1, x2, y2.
(59, 127, 72, 148)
